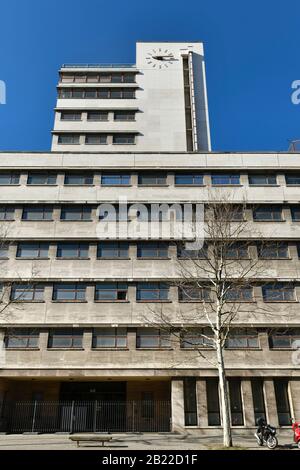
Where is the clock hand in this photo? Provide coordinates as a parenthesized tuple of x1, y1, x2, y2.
(152, 55, 174, 60)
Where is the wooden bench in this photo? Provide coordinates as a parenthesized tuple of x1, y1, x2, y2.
(69, 435, 113, 448)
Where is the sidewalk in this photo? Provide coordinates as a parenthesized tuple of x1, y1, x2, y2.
(0, 433, 297, 450)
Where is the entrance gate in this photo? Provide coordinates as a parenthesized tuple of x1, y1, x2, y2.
(1, 400, 171, 433)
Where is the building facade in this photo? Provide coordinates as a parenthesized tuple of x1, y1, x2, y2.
(0, 42, 299, 435)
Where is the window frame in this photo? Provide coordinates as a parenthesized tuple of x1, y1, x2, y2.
(92, 327, 127, 349)
(56, 242, 89, 259)
(52, 283, 86, 302)
(48, 328, 83, 349)
(95, 282, 128, 302)
(136, 282, 170, 302)
(136, 328, 171, 349)
(16, 242, 49, 259)
(4, 328, 39, 349)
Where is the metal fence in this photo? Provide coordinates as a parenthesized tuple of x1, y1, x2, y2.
(0, 400, 171, 434)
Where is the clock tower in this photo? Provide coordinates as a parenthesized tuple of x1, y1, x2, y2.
(136, 42, 211, 152)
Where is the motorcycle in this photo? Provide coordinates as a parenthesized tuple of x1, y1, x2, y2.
(254, 418, 278, 449)
(292, 420, 300, 449)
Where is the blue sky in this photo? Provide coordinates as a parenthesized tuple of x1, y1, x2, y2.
(0, 0, 299, 152)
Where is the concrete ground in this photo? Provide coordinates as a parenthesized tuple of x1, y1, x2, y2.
(0, 433, 298, 450)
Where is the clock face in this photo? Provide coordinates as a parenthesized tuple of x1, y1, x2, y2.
(146, 48, 175, 68)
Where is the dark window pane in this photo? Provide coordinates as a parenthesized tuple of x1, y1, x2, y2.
(229, 379, 244, 426)
(87, 111, 108, 121)
(206, 379, 221, 426)
(285, 174, 300, 185)
(92, 327, 127, 348)
(60, 206, 91, 221)
(136, 282, 169, 301)
(64, 174, 93, 185)
(137, 242, 169, 258)
(136, 328, 170, 348)
(11, 285, 44, 301)
(211, 174, 240, 185)
(5, 328, 39, 349)
(114, 111, 135, 121)
(253, 206, 282, 221)
(249, 175, 277, 185)
(57, 242, 89, 258)
(291, 206, 300, 221)
(85, 134, 107, 144)
(97, 242, 129, 258)
(22, 206, 53, 221)
(27, 173, 57, 185)
(138, 173, 167, 185)
(53, 284, 86, 301)
(175, 174, 204, 185)
(184, 378, 198, 426)
(274, 380, 291, 426)
(95, 283, 128, 301)
(61, 112, 81, 121)
(257, 242, 288, 259)
(101, 174, 131, 185)
(17, 242, 49, 258)
(262, 283, 295, 301)
(58, 134, 80, 144)
(113, 134, 135, 144)
(0, 173, 20, 184)
(0, 207, 14, 220)
(251, 379, 266, 423)
(48, 329, 83, 348)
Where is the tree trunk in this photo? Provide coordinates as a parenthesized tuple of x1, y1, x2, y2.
(216, 339, 232, 447)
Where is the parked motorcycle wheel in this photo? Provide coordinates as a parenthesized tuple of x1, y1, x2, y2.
(266, 436, 278, 449)
(297, 441, 300, 449)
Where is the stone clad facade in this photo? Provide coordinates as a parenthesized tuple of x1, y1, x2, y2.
(0, 42, 299, 434)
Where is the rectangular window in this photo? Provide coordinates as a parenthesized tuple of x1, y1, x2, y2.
(206, 379, 221, 426)
(11, 284, 44, 302)
(184, 378, 198, 426)
(253, 205, 283, 221)
(141, 392, 154, 419)
(53, 283, 86, 301)
(17, 242, 49, 259)
(285, 174, 300, 185)
(95, 282, 128, 301)
(175, 174, 204, 185)
(224, 242, 248, 259)
(136, 282, 169, 301)
(211, 174, 240, 185)
(22, 206, 53, 221)
(262, 283, 295, 302)
(84, 89, 97, 98)
(64, 173, 94, 185)
(56, 242, 89, 259)
(57, 134, 80, 144)
(257, 242, 289, 259)
(0, 245, 9, 258)
(291, 206, 300, 221)
(248, 174, 277, 185)
(101, 173, 131, 186)
(177, 243, 208, 259)
(181, 328, 214, 348)
(0, 173, 19, 185)
(97, 241, 129, 258)
(113, 134, 135, 144)
(138, 173, 167, 185)
(0, 206, 14, 221)
(114, 111, 135, 121)
(224, 286, 253, 302)
(60, 111, 82, 121)
(85, 134, 107, 145)
(228, 379, 244, 426)
(92, 327, 127, 348)
(60, 206, 92, 221)
(5, 328, 39, 349)
(87, 111, 108, 121)
(179, 286, 211, 302)
(136, 328, 171, 348)
(27, 173, 57, 185)
(86, 74, 99, 83)
(225, 329, 259, 348)
(48, 328, 83, 349)
(60, 73, 74, 83)
(251, 379, 266, 423)
(274, 379, 291, 426)
(269, 328, 300, 349)
(137, 242, 169, 258)
(74, 74, 86, 83)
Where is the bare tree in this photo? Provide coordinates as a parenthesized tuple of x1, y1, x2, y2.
(147, 195, 288, 448)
